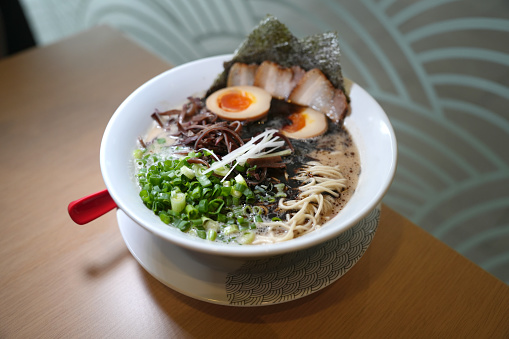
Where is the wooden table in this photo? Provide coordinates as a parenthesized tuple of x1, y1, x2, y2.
(1, 26, 508, 338)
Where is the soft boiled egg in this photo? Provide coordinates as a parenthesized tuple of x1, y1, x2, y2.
(206, 86, 271, 121)
(281, 107, 328, 139)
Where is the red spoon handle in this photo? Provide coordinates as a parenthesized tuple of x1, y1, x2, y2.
(68, 189, 117, 225)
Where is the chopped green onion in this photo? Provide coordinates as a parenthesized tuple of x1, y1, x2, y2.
(149, 174, 162, 186)
(159, 211, 171, 224)
(180, 166, 195, 179)
(196, 174, 212, 187)
(170, 192, 186, 213)
(185, 204, 199, 219)
(223, 224, 239, 235)
(190, 186, 202, 200)
(225, 195, 233, 206)
(196, 229, 206, 239)
(275, 183, 285, 192)
(234, 183, 246, 192)
(243, 188, 255, 199)
(203, 218, 219, 231)
(208, 199, 224, 214)
(197, 199, 208, 213)
(234, 164, 246, 172)
(206, 229, 217, 241)
(217, 213, 226, 223)
(202, 187, 212, 198)
(221, 186, 231, 196)
(231, 189, 243, 198)
(134, 142, 283, 244)
(176, 219, 191, 232)
(213, 165, 230, 177)
(133, 149, 144, 159)
(235, 174, 247, 187)
(238, 231, 255, 244)
(191, 218, 203, 226)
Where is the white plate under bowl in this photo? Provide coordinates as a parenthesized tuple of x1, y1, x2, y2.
(117, 204, 381, 306)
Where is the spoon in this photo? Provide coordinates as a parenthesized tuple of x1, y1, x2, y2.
(68, 189, 117, 225)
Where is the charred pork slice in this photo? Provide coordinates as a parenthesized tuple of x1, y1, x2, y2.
(227, 63, 258, 87)
(253, 61, 305, 100)
(288, 68, 348, 123)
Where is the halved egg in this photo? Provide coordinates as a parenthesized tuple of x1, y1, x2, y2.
(206, 86, 271, 121)
(281, 107, 328, 139)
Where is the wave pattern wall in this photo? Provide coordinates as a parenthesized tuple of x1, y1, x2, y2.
(20, 0, 509, 283)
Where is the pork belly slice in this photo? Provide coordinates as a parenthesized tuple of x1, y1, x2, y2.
(253, 61, 305, 100)
(288, 68, 348, 123)
(227, 63, 258, 87)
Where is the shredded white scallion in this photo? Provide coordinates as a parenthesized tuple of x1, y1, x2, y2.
(203, 129, 288, 177)
(198, 147, 221, 161)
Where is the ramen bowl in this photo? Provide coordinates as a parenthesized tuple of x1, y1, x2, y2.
(100, 54, 397, 260)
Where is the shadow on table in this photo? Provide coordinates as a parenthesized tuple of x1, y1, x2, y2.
(84, 242, 132, 278)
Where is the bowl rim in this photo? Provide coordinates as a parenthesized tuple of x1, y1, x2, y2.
(100, 54, 398, 258)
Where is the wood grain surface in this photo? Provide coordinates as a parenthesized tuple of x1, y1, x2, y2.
(0, 26, 508, 339)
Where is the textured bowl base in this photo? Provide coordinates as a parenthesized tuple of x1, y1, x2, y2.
(118, 205, 381, 306)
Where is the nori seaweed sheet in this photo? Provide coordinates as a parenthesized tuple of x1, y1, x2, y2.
(207, 15, 345, 96)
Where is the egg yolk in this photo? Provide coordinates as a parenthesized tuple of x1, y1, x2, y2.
(218, 90, 254, 112)
(282, 112, 308, 133)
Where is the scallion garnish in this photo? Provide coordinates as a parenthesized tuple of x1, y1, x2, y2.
(135, 141, 286, 244)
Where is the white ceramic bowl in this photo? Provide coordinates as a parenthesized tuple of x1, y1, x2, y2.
(100, 54, 397, 258)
